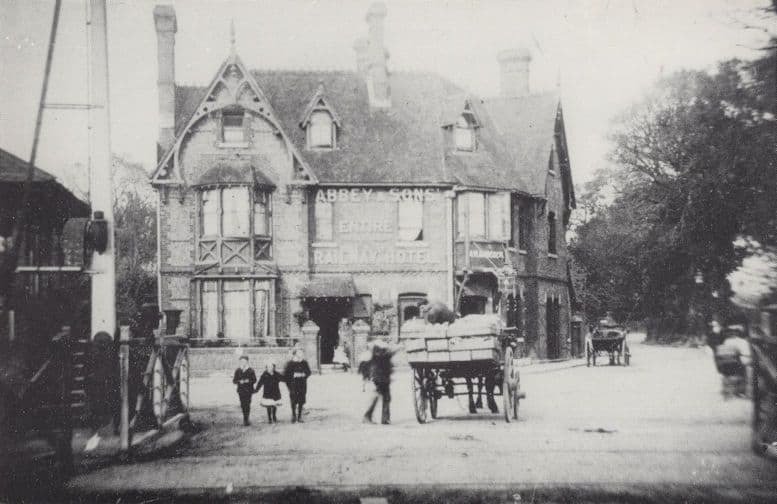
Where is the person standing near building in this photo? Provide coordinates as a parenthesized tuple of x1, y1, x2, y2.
(233, 355, 257, 426)
(255, 361, 283, 424)
(363, 340, 399, 425)
(284, 349, 311, 423)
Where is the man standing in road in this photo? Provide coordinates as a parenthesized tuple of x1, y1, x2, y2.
(363, 340, 399, 425)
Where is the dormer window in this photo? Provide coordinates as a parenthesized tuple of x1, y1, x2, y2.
(221, 110, 246, 145)
(308, 111, 334, 149)
(454, 115, 476, 151)
(300, 84, 341, 150)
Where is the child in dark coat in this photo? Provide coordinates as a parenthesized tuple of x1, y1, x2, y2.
(233, 355, 257, 426)
(284, 349, 311, 423)
(255, 362, 283, 423)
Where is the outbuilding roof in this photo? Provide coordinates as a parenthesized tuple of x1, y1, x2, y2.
(172, 69, 566, 194)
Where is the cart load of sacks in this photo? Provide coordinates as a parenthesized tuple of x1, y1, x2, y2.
(400, 314, 506, 363)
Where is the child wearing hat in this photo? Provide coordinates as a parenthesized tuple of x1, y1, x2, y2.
(255, 361, 284, 423)
(232, 355, 257, 426)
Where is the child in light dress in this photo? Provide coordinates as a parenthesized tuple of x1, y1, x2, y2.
(255, 361, 283, 423)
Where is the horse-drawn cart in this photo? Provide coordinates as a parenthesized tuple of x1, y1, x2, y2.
(401, 315, 526, 423)
(586, 317, 630, 367)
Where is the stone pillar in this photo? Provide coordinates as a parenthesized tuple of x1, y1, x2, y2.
(301, 320, 320, 373)
(351, 320, 371, 368)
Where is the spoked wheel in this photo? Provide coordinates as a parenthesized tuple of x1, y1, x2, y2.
(502, 346, 520, 422)
(752, 354, 777, 455)
(177, 348, 190, 412)
(412, 367, 429, 424)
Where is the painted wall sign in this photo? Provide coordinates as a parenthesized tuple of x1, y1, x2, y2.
(313, 245, 434, 265)
(315, 188, 439, 203)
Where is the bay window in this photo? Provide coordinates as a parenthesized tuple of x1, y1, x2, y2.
(198, 279, 272, 342)
(457, 192, 510, 241)
(398, 199, 424, 241)
(198, 186, 272, 264)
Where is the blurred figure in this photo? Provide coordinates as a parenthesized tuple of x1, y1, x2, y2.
(714, 324, 751, 399)
(363, 340, 399, 425)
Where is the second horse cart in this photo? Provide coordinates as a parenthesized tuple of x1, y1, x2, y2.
(401, 315, 526, 423)
(586, 317, 630, 367)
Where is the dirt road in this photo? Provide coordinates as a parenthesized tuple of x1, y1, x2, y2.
(65, 334, 777, 502)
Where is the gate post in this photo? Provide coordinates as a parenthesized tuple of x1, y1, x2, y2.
(352, 320, 370, 368)
(119, 325, 130, 452)
(301, 321, 320, 374)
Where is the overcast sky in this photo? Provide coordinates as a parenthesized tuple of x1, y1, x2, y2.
(1, 0, 771, 197)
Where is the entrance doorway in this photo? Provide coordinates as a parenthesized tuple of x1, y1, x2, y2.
(307, 297, 352, 364)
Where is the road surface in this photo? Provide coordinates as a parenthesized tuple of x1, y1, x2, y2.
(65, 334, 777, 502)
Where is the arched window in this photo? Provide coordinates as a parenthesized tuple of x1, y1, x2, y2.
(454, 115, 476, 151)
(309, 111, 334, 148)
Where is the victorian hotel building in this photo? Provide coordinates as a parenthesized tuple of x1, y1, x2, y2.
(151, 3, 576, 370)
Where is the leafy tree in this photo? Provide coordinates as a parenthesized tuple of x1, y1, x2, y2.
(571, 45, 776, 341)
(112, 156, 156, 325)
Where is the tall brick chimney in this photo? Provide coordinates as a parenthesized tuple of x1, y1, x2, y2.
(497, 48, 531, 98)
(154, 5, 177, 154)
(353, 37, 369, 75)
(365, 2, 390, 108)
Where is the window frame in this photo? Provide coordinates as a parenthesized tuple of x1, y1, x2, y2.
(221, 110, 247, 145)
(454, 115, 476, 152)
(197, 278, 273, 342)
(197, 185, 274, 264)
(307, 110, 335, 149)
(397, 198, 424, 242)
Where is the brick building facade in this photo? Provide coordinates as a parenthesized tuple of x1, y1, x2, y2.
(150, 3, 576, 366)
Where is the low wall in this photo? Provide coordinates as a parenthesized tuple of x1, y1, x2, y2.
(189, 347, 293, 377)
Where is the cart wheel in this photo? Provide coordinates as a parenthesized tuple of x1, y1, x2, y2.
(178, 349, 190, 412)
(752, 353, 777, 455)
(503, 347, 519, 423)
(412, 368, 428, 424)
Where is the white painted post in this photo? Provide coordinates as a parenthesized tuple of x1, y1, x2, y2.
(87, 0, 116, 340)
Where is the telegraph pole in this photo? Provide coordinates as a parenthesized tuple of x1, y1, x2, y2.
(87, 0, 116, 339)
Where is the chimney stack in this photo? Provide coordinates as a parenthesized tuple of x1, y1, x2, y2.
(497, 48, 531, 98)
(365, 2, 390, 108)
(353, 37, 369, 75)
(154, 5, 177, 154)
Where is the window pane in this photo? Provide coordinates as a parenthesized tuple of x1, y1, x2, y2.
(457, 195, 467, 240)
(201, 190, 219, 236)
(222, 187, 249, 236)
(468, 193, 485, 239)
(201, 281, 219, 339)
(223, 281, 251, 341)
(254, 289, 268, 339)
(315, 201, 333, 241)
(398, 200, 423, 241)
(455, 127, 473, 151)
(223, 113, 244, 143)
(254, 192, 268, 236)
(310, 111, 332, 147)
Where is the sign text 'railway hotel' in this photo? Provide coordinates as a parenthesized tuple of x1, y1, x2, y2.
(150, 2, 577, 366)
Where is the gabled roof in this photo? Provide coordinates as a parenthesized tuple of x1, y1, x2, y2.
(0, 148, 55, 182)
(299, 83, 342, 128)
(0, 147, 89, 217)
(481, 91, 561, 196)
(171, 70, 568, 194)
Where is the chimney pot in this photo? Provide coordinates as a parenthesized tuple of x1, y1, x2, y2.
(154, 5, 177, 155)
(497, 48, 531, 98)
